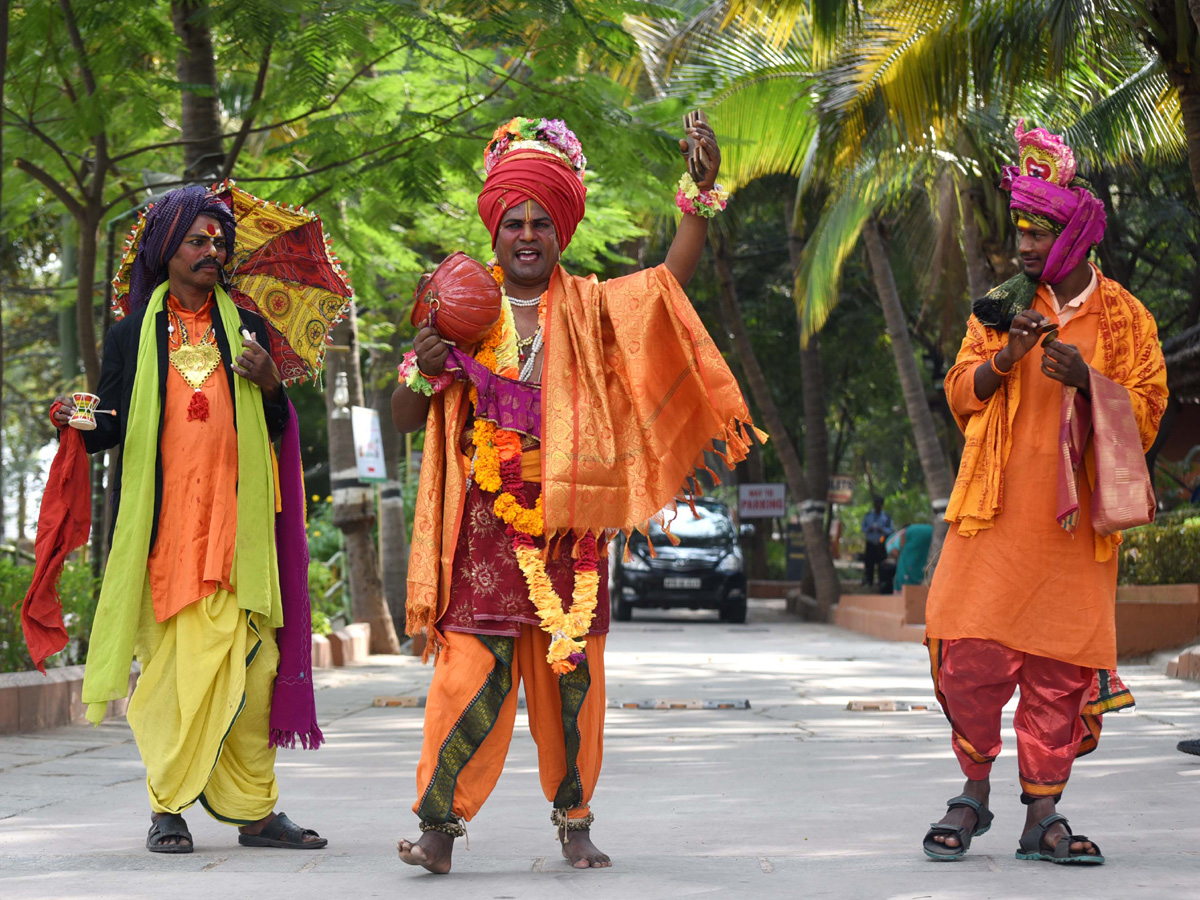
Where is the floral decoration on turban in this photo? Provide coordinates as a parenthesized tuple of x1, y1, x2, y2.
(477, 117, 588, 251)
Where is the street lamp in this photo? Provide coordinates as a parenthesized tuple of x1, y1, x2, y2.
(331, 370, 351, 420)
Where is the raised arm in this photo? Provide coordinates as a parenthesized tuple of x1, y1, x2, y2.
(663, 120, 723, 289)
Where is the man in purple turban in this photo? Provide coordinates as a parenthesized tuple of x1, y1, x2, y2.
(50, 186, 327, 854)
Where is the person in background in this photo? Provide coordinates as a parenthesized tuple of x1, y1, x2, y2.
(861, 496, 894, 588)
(887, 523, 934, 593)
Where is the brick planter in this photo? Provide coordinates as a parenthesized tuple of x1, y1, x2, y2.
(0, 665, 139, 736)
(1116, 584, 1200, 658)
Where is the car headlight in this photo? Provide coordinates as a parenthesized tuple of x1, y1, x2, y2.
(717, 549, 743, 573)
(623, 550, 650, 571)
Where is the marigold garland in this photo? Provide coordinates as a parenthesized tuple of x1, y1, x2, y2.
(469, 291, 599, 674)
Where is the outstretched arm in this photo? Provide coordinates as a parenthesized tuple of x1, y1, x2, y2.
(663, 121, 722, 289)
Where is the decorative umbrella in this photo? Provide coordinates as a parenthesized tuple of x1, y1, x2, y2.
(112, 180, 353, 386)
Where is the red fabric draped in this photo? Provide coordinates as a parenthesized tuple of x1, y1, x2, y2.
(477, 150, 587, 250)
(21, 404, 91, 672)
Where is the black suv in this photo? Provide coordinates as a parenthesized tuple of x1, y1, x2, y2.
(610, 497, 747, 623)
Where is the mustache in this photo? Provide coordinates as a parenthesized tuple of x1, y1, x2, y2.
(192, 259, 221, 272)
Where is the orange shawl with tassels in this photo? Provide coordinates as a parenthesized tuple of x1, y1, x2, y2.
(406, 264, 761, 655)
(944, 273, 1167, 562)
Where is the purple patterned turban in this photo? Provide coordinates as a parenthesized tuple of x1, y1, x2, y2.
(128, 186, 236, 311)
(999, 119, 1106, 286)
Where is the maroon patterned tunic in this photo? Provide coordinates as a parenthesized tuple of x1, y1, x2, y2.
(439, 481, 610, 637)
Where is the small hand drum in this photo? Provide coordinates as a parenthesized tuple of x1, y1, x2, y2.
(69, 392, 100, 431)
(410, 252, 502, 346)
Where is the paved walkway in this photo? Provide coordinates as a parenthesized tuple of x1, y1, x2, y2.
(2, 601, 1199, 899)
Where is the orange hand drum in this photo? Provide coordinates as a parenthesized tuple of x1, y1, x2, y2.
(410, 252, 502, 346)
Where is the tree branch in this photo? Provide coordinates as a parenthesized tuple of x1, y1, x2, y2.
(13, 157, 84, 219)
(57, 0, 97, 96)
(109, 43, 411, 165)
(221, 41, 273, 181)
(234, 66, 519, 186)
(3, 105, 84, 191)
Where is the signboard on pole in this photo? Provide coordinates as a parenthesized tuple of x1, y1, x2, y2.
(351, 406, 388, 484)
(738, 483, 786, 518)
(827, 474, 855, 504)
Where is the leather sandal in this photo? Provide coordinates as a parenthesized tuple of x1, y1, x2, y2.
(922, 795, 994, 861)
(237, 811, 328, 849)
(147, 813, 193, 854)
(1016, 813, 1104, 864)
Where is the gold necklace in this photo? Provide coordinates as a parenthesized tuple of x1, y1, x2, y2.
(169, 310, 221, 391)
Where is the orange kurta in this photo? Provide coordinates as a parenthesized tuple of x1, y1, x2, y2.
(147, 294, 238, 622)
(927, 275, 1167, 670)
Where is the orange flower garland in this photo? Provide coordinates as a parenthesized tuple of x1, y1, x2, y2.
(470, 291, 599, 674)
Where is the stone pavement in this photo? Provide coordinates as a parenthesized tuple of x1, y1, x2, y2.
(2, 600, 1200, 899)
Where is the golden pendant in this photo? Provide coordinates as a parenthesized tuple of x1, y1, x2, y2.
(170, 341, 221, 391)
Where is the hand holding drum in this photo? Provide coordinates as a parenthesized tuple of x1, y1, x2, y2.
(408, 252, 502, 378)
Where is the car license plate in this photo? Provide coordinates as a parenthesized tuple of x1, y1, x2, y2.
(663, 577, 701, 589)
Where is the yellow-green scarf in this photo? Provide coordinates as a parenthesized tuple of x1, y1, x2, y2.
(82, 283, 280, 724)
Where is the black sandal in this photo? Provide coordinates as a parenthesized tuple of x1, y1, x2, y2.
(1016, 813, 1104, 865)
(147, 813, 193, 854)
(922, 795, 994, 861)
(237, 811, 328, 849)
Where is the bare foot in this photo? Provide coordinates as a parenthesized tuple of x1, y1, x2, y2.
(1023, 798, 1100, 857)
(930, 777, 989, 850)
(561, 829, 611, 869)
(398, 830, 454, 874)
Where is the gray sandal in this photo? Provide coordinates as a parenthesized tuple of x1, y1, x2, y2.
(147, 813, 193, 854)
(922, 795, 994, 861)
(1016, 813, 1104, 864)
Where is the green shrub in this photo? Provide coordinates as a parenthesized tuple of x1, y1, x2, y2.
(1119, 516, 1200, 585)
(0, 557, 99, 673)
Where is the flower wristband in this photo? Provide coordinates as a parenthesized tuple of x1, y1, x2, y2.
(398, 350, 454, 396)
(676, 172, 729, 219)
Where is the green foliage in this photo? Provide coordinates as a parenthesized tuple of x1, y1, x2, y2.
(0, 557, 98, 674)
(1119, 515, 1200, 586)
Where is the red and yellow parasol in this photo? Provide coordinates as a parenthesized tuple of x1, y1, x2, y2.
(112, 180, 353, 386)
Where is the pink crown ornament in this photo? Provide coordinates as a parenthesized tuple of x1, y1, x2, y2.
(1014, 118, 1076, 187)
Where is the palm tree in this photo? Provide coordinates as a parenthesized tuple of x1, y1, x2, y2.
(629, 0, 1189, 567)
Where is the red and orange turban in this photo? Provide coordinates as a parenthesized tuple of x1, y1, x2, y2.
(477, 118, 588, 250)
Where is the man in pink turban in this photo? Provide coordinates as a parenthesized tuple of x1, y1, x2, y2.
(922, 121, 1166, 866)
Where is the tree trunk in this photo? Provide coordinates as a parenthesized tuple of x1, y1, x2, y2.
(0, 0, 8, 542)
(324, 313, 401, 654)
(862, 219, 954, 564)
(1176, 73, 1200, 211)
(76, 217, 101, 390)
(740, 443, 770, 580)
(710, 231, 840, 619)
(171, 1, 225, 181)
(369, 342, 409, 637)
(786, 191, 842, 609)
(959, 179, 995, 299)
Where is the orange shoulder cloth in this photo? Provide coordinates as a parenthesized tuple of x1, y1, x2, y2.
(944, 274, 1167, 560)
(405, 264, 763, 655)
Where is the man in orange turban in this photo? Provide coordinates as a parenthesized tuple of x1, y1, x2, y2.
(392, 116, 758, 874)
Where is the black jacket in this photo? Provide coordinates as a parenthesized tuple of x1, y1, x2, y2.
(83, 299, 289, 550)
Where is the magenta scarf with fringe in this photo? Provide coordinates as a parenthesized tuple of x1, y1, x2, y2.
(268, 397, 324, 750)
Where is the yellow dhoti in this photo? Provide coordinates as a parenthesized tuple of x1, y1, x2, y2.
(127, 581, 279, 823)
